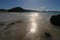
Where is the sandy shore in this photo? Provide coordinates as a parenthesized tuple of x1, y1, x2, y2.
(0, 12, 60, 40)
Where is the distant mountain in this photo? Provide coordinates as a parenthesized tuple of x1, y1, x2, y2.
(0, 7, 39, 12)
(8, 7, 39, 12)
(0, 9, 7, 12)
(0, 7, 60, 12)
(8, 7, 26, 12)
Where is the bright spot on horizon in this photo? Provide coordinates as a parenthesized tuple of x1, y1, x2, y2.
(30, 13, 38, 16)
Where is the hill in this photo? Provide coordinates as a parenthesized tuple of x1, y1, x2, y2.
(0, 7, 39, 12)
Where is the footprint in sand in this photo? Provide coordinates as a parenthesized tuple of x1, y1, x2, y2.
(40, 32, 53, 40)
(4, 20, 23, 30)
(16, 20, 23, 23)
(0, 22, 5, 26)
(4, 22, 16, 30)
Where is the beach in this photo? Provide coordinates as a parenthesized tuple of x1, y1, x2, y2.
(0, 12, 60, 40)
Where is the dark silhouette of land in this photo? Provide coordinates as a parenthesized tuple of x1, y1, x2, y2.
(0, 7, 60, 12)
(0, 9, 7, 12)
(0, 7, 39, 12)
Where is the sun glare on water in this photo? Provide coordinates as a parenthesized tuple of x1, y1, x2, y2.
(29, 13, 38, 33)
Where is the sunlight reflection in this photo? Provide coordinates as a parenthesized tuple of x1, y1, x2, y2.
(24, 13, 44, 40)
(29, 13, 38, 33)
(30, 13, 38, 17)
(30, 22, 37, 33)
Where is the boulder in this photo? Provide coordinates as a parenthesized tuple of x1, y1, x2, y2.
(50, 15, 60, 26)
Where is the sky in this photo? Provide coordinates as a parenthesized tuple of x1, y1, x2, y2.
(0, 0, 60, 11)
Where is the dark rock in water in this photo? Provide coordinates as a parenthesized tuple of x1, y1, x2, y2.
(50, 15, 60, 26)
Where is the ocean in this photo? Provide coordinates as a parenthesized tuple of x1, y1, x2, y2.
(0, 12, 60, 40)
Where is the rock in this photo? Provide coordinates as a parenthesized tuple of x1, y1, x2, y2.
(50, 15, 60, 26)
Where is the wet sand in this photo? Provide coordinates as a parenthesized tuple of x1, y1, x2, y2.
(0, 12, 60, 40)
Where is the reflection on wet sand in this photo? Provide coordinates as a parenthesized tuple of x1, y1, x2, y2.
(29, 13, 38, 33)
(24, 13, 39, 40)
(0, 12, 60, 40)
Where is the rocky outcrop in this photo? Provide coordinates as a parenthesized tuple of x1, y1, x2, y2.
(50, 15, 60, 26)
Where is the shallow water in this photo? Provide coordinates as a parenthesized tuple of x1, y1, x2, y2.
(0, 12, 60, 40)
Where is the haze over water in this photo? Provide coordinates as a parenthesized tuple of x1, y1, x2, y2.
(0, 12, 60, 40)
